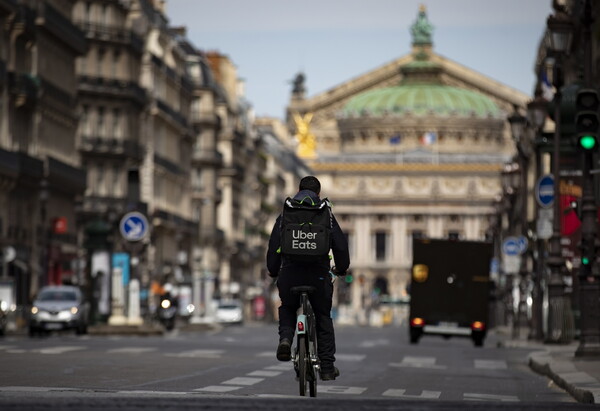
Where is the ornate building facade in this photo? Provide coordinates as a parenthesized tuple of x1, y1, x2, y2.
(286, 7, 530, 304)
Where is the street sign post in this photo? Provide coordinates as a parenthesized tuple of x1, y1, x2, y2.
(119, 212, 149, 242)
(535, 174, 555, 208)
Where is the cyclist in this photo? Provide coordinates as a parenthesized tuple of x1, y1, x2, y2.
(266, 176, 350, 381)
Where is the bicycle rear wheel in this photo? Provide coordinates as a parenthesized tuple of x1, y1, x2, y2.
(308, 316, 318, 397)
(297, 335, 307, 396)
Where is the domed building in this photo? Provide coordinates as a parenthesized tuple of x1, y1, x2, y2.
(285, 6, 529, 306)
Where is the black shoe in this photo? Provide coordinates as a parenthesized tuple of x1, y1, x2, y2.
(320, 366, 340, 381)
(276, 339, 291, 361)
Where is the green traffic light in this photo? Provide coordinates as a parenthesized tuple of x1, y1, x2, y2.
(582, 257, 590, 265)
(345, 274, 353, 283)
(579, 135, 597, 150)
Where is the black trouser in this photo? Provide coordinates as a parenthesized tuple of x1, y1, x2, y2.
(277, 266, 336, 370)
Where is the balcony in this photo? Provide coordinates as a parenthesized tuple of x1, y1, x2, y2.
(8, 72, 40, 108)
(37, 3, 86, 54)
(156, 98, 188, 129)
(192, 148, 223, 167)
(191, 111, 219, 127)
(78, 76, 147, 107)
(75, 20, 144, 55)
(154, 153, 185, 175)
(79, 137, 145, 161)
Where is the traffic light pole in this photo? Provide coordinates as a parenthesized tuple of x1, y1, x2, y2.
(575, 0, 600, 357)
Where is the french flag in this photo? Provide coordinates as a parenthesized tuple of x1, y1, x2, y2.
(420, 131, 437, 145)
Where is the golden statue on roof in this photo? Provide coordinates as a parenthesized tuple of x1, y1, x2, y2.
(293, 112, 317, 159)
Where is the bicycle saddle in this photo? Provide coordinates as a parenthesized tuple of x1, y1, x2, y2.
(291, 286, 316, 295)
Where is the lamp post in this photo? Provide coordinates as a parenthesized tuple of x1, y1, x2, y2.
(575, 0, 600, 357)
(38, 179, 49, 290)
(501, 161, 520, 329)
(545, 1, 574, 344)
(507, 105, 529, 338)
(527, 86, 548, 341)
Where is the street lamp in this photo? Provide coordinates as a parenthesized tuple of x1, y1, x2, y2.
(39, 179, 49, 289)
(507, 106, 529, 338)
(545, 1, 574, 344)
(500, 161, 520, 328)
(527, 86, 548, 341)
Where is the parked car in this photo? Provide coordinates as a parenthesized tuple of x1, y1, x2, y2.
(215, 300, 243, 324)
(29, 285, 89, 336)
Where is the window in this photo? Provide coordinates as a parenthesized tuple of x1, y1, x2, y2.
(96, 163, 105, 195)
(374, 231, 387, 262)
(97, 49, 104, 77)
(97, 107, 105, 137)
(112, 108, 121, 139)
(111, 51, 120, 78)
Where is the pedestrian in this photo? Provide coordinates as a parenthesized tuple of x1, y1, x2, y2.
(266, 175, 350, 381)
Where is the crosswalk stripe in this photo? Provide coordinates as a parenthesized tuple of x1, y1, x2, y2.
(165, 349, 223, 358)
(108, 347, 158, 354)
(474, 359, 507, 370)
(33, 346, 86, 355)
(382, 389, 441, 399)
(389, 356, 447, 369)
(247, 370, 282, 377)
(317, 385, 367, 395)
(194, 385, 242, 393)
(464, 392, 519, 402)
(221, 377, 264, 386)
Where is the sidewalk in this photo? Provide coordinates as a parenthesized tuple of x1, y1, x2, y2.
(495, 327, 600, 404)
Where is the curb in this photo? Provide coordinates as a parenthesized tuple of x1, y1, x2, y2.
(528, 351, 596, 404)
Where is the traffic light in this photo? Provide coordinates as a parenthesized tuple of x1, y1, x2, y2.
(575, 88, 600, 151)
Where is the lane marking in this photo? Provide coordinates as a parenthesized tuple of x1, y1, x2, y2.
(165, 349, 223, 358)
(247, 370, 282, 377)
(317, 385, 366, 395)
(194, 385, 242, 393)
(382, 389, 441, 399)
(474, 359, 507, 370)
(264, 364, 293, 371)
(336, 354, 366, 362)
(389, 356, 447, 369)
(221, 377, 264, 386)
(33, 346, 86, 355)
(464, 393, 519, 402)
(359, 339, 389, 348)
(108, 347, 158, 354)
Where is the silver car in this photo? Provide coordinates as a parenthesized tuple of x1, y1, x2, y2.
(29, 285, 89, 336)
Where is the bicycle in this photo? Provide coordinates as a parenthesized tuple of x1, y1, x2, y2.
(291, 285, 319, 397)
(290, 270, 339, 397)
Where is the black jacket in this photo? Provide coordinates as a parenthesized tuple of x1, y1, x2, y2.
(266, 190, 350, 277)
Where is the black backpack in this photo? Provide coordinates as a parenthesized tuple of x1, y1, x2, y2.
(279, 196, 333, 262)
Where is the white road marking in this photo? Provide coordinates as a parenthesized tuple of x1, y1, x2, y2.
(464, 393, 519, 402)
(317, 385, 366, 395)
(108, 347, 158, 354)
(0, 345, 17, 350)
(221, 377, 264, 386)
(336, 354, 366, 362)
(33, 346, 86, 355)
(7, 349, 27, 353)
(247, 370, 282, 377)
(389, 356, 447, 369)
(256, 351, 276, 357)
(382, 389, 441, 399)
(474, 359, 507, 370)
(358, 339, 389, 348)
(194, 385, 242, 393)
(264, 364, 293, 371)
(165, 349, 223, 358)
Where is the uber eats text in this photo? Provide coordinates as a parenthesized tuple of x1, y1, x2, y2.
(291, 229, 319, 250)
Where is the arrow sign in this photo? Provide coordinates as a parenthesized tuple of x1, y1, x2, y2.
(535, 174, 554, 208)
(502, 236, 527, 256)
(119, 212, 149, 242)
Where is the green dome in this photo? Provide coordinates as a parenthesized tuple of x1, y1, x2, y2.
(342, 84, 503, 119)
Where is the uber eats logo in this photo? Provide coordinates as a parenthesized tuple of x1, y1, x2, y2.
(290, 226, 319, 250)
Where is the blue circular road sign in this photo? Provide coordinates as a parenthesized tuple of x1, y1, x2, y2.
(502, 236, 522, 256)
(535, 174, 554, 208)
(119, 211, 149, 242)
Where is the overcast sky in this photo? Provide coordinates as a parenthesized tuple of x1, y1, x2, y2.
(166, 0, 554, 120)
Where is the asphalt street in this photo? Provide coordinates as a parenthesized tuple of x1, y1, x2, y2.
(0, 319, 596, 410)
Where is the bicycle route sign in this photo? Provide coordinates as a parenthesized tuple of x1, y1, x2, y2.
(119, 211, 149, 242)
